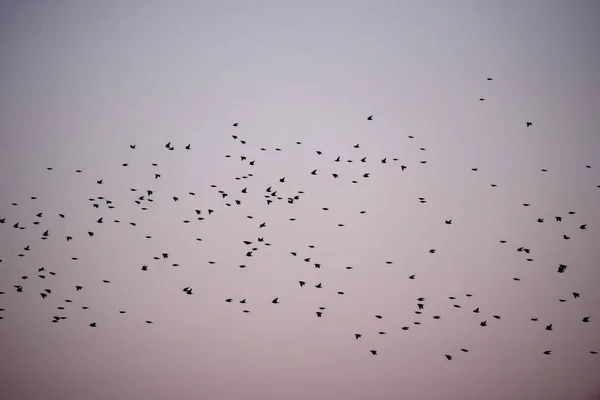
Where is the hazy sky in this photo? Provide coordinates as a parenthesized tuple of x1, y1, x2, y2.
(1, 1, 599, 399)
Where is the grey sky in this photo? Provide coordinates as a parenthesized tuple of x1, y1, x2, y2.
(1, 1, 599, 399)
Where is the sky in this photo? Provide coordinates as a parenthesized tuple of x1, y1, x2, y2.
(0, 1, 599, 399)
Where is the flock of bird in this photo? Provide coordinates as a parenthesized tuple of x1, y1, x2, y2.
(1, 77, 599, 362)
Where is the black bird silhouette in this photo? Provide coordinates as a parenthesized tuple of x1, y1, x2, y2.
(445, 220, 452, 224)
(445, 355, 452, 360)
(311, 169, 317, 175)
(367, 115, 373, 120)
(370, 350, 377, 355)
(526, 122, 532, 127)
(272, 297, 279, 304)
(546, 324, 553, 331)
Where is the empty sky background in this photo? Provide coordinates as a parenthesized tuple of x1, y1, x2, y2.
(1, 1, 600, 399)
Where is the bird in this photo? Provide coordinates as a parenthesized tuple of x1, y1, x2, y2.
(367, 115, 373, 120)
(526, 122, 532, 127)
(558, 264, 567, 273)
(272, 298, 279, 304)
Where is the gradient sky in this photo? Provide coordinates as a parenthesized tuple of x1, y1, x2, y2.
(1, 1, 600, 399)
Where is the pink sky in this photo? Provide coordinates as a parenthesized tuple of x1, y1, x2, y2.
(1, 1, 599, 399)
